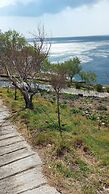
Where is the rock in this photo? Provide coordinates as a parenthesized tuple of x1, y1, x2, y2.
(101, 122, 105, 126)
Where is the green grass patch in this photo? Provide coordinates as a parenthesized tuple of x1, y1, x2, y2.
(0, 87, 109, 194)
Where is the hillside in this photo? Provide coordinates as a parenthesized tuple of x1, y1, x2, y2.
(0, 88, 109, 194)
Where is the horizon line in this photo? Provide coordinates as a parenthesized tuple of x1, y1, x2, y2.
(27, 34, 109, 40)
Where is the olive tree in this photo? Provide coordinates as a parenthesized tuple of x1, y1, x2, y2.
(80, 71, 96, 84)
(0, 29, 50, 109)
(64, 57, 81, 83)
(80, 71, 96, 91)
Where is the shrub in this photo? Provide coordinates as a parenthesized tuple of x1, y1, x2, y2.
(60, 103, 67, 109)
(63, 93, 78, 101)
(96, 84, 103, 92)
(88, 114, 97, 121)
(106, 87, 109, 93)
(70, 107, 80, 114)
(75, 82, 82, 89)
(97, 105, 107, 111)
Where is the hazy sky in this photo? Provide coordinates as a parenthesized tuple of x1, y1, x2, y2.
(0, 0, 109, 37)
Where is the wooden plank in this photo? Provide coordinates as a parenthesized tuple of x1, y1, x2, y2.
(0, 136, 24, 148)
(19, 185, 60, 194)
(0, 154, 42, 181)
(0, 141, 27, 156)
(0, 168, 46, 194)
(0, 148, 35, 167)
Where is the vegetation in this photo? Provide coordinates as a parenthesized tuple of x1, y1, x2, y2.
(1, 29, 109, 194)
(0, 29, 50, 109)
(63, 57, 81, 83)
(80, 71, 96, 85)
(50, 63, 66, 131)
(96, 84, 103, 92)
(0, 88, 109, 194)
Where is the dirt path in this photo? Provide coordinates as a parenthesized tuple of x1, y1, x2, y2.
(62, 88, 109, 98)
(0, 99, 60, 194)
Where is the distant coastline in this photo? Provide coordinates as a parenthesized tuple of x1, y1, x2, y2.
(27, 35, 109, 44)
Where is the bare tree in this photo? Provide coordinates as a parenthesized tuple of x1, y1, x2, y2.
(50, 64, 66, 131)
(0, 29, 50, 109)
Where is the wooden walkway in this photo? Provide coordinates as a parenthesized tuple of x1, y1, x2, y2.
(0, 99, 59, 194)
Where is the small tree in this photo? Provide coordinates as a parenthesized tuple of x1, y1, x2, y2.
(0, 29, 50, 109)
(0, 30, 24, 74)
(64, 57, 81, 83)
(80, 71, 96, 86)
(50, 64, 66, 131)
(80, 71, 96, 91)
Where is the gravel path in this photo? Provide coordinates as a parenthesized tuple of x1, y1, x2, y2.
(0, 99, 60, 194)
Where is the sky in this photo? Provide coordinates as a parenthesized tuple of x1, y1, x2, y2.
(0, 0, 109, 37)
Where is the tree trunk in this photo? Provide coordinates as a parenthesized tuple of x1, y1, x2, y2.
(14, 86, 17, 100)
(70, 76, 73, 83)
(23, 92, 33, 109)
(57, 92, 61, 130)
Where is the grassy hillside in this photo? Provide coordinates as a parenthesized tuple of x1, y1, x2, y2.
(0, 88, 109, 194)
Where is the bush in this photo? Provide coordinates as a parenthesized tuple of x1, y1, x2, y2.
(97, 105, 107, 111)
(64, 93, 79, 101)
(75, 82, 82, 89)
(106, 87, 109, 93)
(96, 84, 103, 92)
(67, 82, 72, 87)
(88, 114, 97, 121)
(70, 107, 80, 114)
(60, 103, 67, 109)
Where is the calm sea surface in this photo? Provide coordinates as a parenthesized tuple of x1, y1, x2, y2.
(48, 36, 109, 84)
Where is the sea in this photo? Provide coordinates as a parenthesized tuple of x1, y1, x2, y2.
(48, 35, 109, 84)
